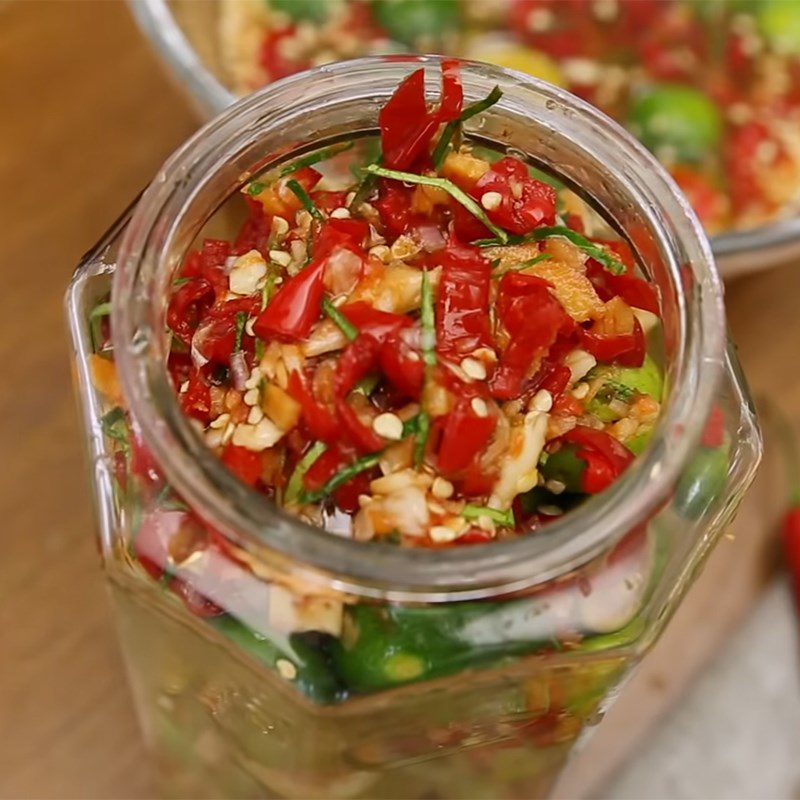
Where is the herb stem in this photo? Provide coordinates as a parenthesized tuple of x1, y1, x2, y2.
(420, 268, 437, 367)
(322, 297, 359, 341)
(303, 451, 382, 503)
(432, 85, 503, 169)
(462, 504, 515, 527)
(364, 164, 509, 243)
(277, 142, 354, 178)
(287, 179, 324, 222)
(233, 311, 247, 352)
(285, 441, 327, 505)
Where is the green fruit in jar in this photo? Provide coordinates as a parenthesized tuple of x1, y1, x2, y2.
(675, 445, 729, 519)
(371, 0, 460, 48)
(269, 0, 333, 23)
(757, 0, 800, 55)
(591, 355, 664, 402)
(629, 84, 723, 162)
(538, 444, 587, 494)
(209, 616, 343, 704)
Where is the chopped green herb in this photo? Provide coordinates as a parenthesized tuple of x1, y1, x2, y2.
(285, 441, 327, 505)
(348, 159, 380, 213)
(172, 276, 191, 287)
(363, 164, 509, 243)
(233, 311, 247, 352)
(413, 411, 430, 469)
(247, 181, 266, 196)
(493, 252, 552, 275)
(353, 374, 380, 397)
(402, 413, 422, 438)
(262, 266, 278, 310)
(322, 297, 359, 342)
(101, 407, 130, 454)
(432, 85, 503, 169)
(287, 178, 324, 222)
(420, 268, 437, 367)
(525, 227, 627, 275)
(302, 451, 382, 503)
(89, 301, 112, 320)
(277, 141, 354, 178)
(462, 504, 515, 527)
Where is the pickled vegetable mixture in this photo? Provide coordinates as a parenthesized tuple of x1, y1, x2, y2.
(168, 62, 663, 546)
(220, 0, 800, 233)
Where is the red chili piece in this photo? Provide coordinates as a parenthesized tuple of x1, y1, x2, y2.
(379, 61, 463, 170)
(254, 219, 367, 341)
(221, 443, 263, 487)
(287, 370, 339, 443)
(561, 425, 635, 493)
(437, 397, 496, 475)
(435, 241, 493, 362)
(489, 273, 570, 400)
(472, 157, 556, 235)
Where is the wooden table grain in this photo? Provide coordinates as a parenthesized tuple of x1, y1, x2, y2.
(0, 3, 795, 799)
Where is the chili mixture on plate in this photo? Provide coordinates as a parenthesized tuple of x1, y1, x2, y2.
(219, 0, 800, 234)
(162, 60, 664, 547)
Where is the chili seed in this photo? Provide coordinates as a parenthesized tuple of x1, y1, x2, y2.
(431, 477, 454, 499)
(471, 398, 489, 417)
(480, 191, 502, 211)
(373, 412, 404, 441)
(276, 659, 297, 680)
(430, 525, 458, 543)
(330, 207, 351, 219)
(269, 250, 292, 267)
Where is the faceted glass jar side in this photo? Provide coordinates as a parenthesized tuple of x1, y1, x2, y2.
(67, 59, 761, 799)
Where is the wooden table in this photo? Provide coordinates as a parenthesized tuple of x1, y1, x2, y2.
(0, 3, 795, 798)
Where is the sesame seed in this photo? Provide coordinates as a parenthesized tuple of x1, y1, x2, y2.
(460, 357, 487, 381)
(209, 413, 231, 430)
(276, 659, 297, 680)
(243, 388, 260, 406)
(431, 477, 454, 499)
(330, 207, 351, 219)
(269, 250, 292, 267)
(531, 389, 553, 413)
(471, 397, 489, 417)
(372, 412, 404, 441)
(480, 191, 502, 211)
(430, 525, 458, 543)
(545, 479, 566, 495)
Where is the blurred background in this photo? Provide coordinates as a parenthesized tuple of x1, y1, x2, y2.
(1, 1, 800, 798)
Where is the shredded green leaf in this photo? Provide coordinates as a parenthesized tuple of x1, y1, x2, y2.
(413, 411, 430, 469)
(89, 301, 112, 320)
(287, 179, 324, 222)
(432, 85, 503, 169)
(322, 297, 359, 342)
(353, 374, 380, 397)
(277, 141, 354, 178)
(247, 181, 266, 196)
(285, 441, 327, 505)
(462, 504, 515, 527)
(363, 164, 509, 243)
(172, 276, 191, 287)
(101, 407, 130, 454)
(420, 268, 437, 367)
(302, 451, 382, 503)
(525, 227, 627, 275)
(233, 311, 247, 352)
(493, 252, 552, 276)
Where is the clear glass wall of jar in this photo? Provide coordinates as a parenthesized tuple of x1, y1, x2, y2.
(66, 58, 761, 799)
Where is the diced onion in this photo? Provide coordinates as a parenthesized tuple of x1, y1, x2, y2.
(230, 351, 249, 390)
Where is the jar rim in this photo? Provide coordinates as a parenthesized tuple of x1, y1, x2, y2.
(112, 56, 725, 602)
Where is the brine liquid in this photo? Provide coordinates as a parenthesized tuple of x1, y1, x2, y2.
(109, 565, 632, 800)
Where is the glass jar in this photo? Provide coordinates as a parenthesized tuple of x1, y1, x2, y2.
(66, 58, 761, 799)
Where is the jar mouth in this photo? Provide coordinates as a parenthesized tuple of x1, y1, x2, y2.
(113, 56, 725, 602)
